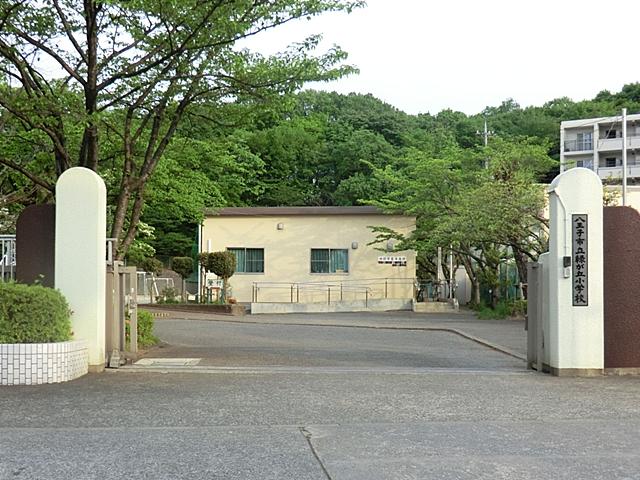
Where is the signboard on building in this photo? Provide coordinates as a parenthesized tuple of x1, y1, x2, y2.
(205, 273, 223, 289)
(378, 255, 407, 267)
(572, 214, 588, 306)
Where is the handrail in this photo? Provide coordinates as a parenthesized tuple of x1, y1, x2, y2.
(251, 278, 447, 304)
(0, 235, 16, 281)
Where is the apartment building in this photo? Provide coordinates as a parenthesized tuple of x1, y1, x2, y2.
(560, 113, 640, 181)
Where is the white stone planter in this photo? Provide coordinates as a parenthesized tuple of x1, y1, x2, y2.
(0, 340, 88, 386)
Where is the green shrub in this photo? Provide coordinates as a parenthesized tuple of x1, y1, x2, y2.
(0, 282, 72, 343)
(136, 309, 159, 348)
(142, 257, 164, 275)
(208, 251, 236, 279)
(157, 287, 179, 304)
(171, 256, 193, 280)
(203, 251, 236, 302)
(475, 300, 528, 320)
(508, 299, 527, 317)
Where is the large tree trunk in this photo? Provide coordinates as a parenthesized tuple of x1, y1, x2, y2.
(80, 0, 100, 170)
(460, 253, 481, 307)
(472, 280, 481, 306)
(511, 245, 529, 300)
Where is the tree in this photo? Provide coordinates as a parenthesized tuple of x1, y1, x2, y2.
(369, 139, 554, 307)
(200, 251, 236, 302)
(171, 256, 193, 302)
(0, 0, 363, 257)
(141, 256, 164, 303)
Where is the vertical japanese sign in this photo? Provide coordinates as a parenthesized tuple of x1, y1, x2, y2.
(572, 214, 588, 306)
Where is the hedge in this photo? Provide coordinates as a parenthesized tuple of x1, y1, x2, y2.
(136, 309, 159, 348)
(0, 282, 72, 343)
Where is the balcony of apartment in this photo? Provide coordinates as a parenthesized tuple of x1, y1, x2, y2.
(563, 139, 593, 154)
(597, 165, 640, 180)
(597, 132, 640, 152)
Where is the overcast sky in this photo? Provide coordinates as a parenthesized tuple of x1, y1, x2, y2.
(242, 0, 640, 115)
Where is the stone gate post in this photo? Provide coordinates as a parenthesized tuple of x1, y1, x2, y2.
(547, 168, 603, 376)
(55, 167, 107, 372)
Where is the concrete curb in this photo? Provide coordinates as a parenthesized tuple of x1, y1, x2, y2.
(117, 365, 531, 375)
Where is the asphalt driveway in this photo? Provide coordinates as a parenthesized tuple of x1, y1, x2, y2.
(146, 317, 525, 370)
(5, 311, 640, 479)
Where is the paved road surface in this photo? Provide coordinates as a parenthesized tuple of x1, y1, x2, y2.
(148, 317, 524, 369)
(3, 311, 640, 479)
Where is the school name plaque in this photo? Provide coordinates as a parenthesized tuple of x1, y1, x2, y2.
(572, 214, 588, 306)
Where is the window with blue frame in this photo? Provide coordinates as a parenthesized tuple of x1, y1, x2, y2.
(228, 248, 264, 273)
(310, 248, 348, 273)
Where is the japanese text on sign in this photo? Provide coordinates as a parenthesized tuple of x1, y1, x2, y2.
(572, 214, 588, 306)
(377, 256, 407, 267)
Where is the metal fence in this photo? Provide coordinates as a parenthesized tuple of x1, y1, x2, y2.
(136, 271, 175, 304)
(249, 278, 442, 305)
(0, 235, 16, 281)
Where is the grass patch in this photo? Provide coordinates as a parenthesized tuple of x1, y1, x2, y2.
(475, 300, 527, 320)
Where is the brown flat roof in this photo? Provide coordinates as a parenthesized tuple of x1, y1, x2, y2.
(206, 206, 392, 216)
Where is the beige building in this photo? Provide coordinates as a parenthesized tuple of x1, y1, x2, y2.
(200, 206, 417, 305)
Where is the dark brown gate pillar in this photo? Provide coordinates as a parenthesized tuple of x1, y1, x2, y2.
(603, 206, 640, 369)
(15, 204, 55, 287)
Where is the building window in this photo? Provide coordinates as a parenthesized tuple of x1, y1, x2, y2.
(576, 132, 593, 150)
(605, 129, 617, 139)
(310, 249, 348, 274)
(576, 160, 584, 167)
(228, 248, 264, 273)
(605, 157, 617, 168)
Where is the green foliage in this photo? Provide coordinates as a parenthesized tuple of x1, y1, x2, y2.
(126, 240, 156, 267)
(199, 251, 236, 302)
(368, 136, 553, 306)
(142, 257, 164, 276)
(208, 252, 236, 280)
(157, 287, 180, 304)
(124, 222, 157, 266)
(475, 300, 527, 320)
(0, 0, 364, 258)
(171, 257, 194, 280)
(0, 283, 72, 343)
(135, 310, 159, 348)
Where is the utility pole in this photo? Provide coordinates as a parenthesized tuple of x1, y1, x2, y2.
(476, 118, 494, 168)
(622, 108, 628, 206)
(481, 118, 492, 146)
(448, 246, 454, 301)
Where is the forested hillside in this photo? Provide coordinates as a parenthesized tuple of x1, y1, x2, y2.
(3, 81, 640, 304)
(137, 84, 640, 258)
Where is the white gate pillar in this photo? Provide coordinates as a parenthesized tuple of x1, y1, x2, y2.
(548, 168, 603, 376)
(55, 167, 107, 372)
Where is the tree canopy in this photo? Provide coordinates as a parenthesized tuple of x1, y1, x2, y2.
(0, 0, 363, 256)
(1, 0, 638, 303)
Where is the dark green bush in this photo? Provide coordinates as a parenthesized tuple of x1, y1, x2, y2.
(171, 256, 193, 280)
(208, 251, 236, 279)
(142, 257, 164, 275)
(0, 282, 72, 343)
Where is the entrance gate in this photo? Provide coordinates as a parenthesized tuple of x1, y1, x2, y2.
(527, 167, 640, 375)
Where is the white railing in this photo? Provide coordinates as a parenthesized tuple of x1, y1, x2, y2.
(0, 235, 16, 281)
(0, 235, 119, 282)
(564, 139, 593, 152)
